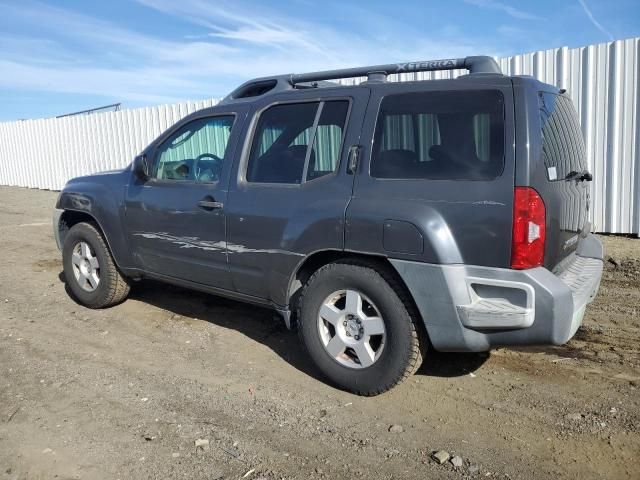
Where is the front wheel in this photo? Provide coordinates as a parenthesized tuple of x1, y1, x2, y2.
(62, 222, 130, 308)
(297, 260, 425, 396)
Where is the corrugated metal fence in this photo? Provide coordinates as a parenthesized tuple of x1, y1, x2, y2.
(500, 39, 640, 235)
(0, 98, 220, 192)
(0, 38, 638, 234)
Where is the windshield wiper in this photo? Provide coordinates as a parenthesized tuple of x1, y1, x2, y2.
(565, 170, 593, 182)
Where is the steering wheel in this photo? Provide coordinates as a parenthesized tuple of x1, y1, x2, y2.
(193, 153, 223, 181)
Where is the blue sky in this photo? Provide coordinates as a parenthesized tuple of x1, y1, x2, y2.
(0, 0, 638, 121)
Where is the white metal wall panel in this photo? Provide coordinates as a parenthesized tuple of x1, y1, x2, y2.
(0, 98, 219, 191)
(495, 38, 640, 235)
(0, 39, 638, 234)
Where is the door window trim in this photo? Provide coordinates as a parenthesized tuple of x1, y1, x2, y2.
(145, 113, 237, 187)
(239, 97, 353, 187)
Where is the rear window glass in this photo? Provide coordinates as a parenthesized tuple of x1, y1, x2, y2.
(539, 93, 587, 181)
(371, 90, 504, 180)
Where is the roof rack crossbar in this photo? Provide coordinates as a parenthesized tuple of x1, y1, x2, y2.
(289, 55, 500, 84)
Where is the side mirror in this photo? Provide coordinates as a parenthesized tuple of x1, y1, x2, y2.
(133, 154, 150, 180)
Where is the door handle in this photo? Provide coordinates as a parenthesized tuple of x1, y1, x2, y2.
(197, 198, 224, 211)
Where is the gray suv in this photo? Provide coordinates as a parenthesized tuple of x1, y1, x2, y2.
(53, 56, 603, 395)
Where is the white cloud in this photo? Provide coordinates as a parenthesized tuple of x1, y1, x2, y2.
(0, 0, 512, 114)
(577, 0, 614, 41)
(464, 0, 544, 21)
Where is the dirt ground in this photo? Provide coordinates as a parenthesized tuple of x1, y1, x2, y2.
(1, 186, 639, 480)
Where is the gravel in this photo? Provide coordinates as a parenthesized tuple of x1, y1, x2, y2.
(1, 187, 639, 480)
(432, 450, 450, 464)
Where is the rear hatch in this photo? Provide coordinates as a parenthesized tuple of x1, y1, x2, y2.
(535, 91, 591, 269)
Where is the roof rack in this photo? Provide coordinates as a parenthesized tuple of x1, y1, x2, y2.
(220, 55, 501, 104)
(291, 55, 501, 84)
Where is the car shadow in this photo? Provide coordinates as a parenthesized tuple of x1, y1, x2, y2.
(416, 350, 489, 378)
(128, 280, 326, 381)
(58, 273, 489, 386)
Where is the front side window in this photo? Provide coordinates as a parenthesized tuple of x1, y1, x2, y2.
(371, 90, 504, 180)
(246, 100, 349, 184)
(154, 115, 234, 183)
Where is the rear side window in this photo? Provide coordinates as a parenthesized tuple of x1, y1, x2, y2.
(539, 93, 586, 181)
(371, 90, 505, 180)
(308, 101, 350, 181)
(246, 101, 349, 184)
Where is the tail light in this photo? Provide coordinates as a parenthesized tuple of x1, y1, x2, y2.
(511, 187, 546, 269)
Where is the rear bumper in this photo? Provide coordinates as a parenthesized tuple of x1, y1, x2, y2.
(390, 233, 603, 352)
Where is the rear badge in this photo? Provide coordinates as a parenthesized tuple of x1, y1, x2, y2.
(548, 166, 558, 181)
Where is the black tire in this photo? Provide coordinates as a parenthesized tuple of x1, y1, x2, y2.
(297, 259, 426, 396)
(62, 222, 130, 308)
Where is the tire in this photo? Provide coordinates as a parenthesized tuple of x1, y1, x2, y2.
(62, 222, 130, 308)
(297, 259, 426, 396)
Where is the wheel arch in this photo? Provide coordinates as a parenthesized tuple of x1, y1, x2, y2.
(285, 250, 426, 333)
(57, 209, 122, 270)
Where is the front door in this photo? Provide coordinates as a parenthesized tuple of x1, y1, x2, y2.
(125, 109, 245, 290)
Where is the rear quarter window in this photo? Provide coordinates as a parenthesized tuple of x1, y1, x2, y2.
(539, 92, 587, 181)
(371, 90, 505, 180)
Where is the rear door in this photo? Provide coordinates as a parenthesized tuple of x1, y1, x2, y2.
(225, 87, 370, 306)
(346, 78, 516, 268)
(534, 91, 590, 268)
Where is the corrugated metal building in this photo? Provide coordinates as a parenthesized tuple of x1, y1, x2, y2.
(0, 38, 638, 234)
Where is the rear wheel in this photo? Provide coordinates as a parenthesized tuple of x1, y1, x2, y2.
(297, 260, 425, 395)
(62, 222, 130, 308)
